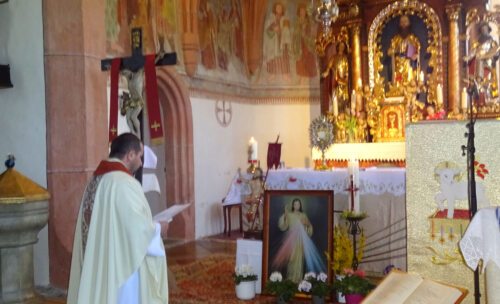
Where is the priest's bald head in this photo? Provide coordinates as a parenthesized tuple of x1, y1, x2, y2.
(109, 133, 144, 174)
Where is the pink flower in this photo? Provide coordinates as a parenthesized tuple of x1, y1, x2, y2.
(343, 268, 355, 275)
(354, 269, 366, 278)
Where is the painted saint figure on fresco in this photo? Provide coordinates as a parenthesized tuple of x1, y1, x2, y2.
(272, 198, 325, 283)
(293, 3, 318, 82)
(105, 0, 121, 50)
(217, 5, 238, 70)
(151, 0, 177, 54)
(230, 0, 245, 64)
(264, 2, 292, 81)
(387, 15, 421, 93)
(198, 0, 217, 70)
(105, 0, 130, 54)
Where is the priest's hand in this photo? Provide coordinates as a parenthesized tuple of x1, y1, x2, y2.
(159, 221, 169, 239)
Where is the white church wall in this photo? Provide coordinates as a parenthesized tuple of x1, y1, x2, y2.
(191, 96, 320, 238)
(0, 1, 48, 285)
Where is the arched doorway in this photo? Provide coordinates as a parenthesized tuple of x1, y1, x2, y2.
(156, 67, 195, 240)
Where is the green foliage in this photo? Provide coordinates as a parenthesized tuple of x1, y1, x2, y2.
(233, 264, 258, 284)
(335, 269, 375, 296)
(303, 273, 332, 297)
(233, 273, 258, 285)
(265, 278, 297, 302)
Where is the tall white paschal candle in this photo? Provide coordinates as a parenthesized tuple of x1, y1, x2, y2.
(347, 159, 361, 212)
(351, 90, 357, 113)
(249, 137, 258, 161)
(353, 159, 360, 212)
(332, 95, 339, 117)
(437, 84, 443, 107)
(461, 88, 468, 110)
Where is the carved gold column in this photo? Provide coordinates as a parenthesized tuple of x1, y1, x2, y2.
(446, 4, 461, 114)
(349, 21, 363, 88)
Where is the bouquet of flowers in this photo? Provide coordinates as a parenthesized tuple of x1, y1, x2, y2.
(233, 264, 258, 285)
(298, 272, 331, 297)
(335, 268, 375, 296)
(330, 224, 366, 274)
(265, 272, 296, 302)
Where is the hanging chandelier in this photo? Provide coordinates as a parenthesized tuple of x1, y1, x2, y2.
(314, 0, 339, 35)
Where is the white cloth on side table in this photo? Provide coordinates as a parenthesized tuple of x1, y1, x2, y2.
(223, 172, 252, 206)
(459, 206, 500, 304)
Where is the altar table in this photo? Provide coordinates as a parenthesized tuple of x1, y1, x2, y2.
(265, 168, 407, 273)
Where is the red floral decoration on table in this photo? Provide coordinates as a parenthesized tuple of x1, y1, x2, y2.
(344, 268, 366, 278)
(473, 161, 489, 180)
(236, 179, 242, 184)
(288, 176, 297, 182)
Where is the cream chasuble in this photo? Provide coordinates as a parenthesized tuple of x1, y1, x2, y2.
(68, 161, 168, 304)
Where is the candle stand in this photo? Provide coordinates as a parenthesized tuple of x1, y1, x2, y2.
(345, 215, 366, 270)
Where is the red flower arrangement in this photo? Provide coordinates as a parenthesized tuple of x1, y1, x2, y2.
(473, 161, 489, 180)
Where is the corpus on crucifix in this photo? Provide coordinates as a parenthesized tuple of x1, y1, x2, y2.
(102, 27, 177, 145)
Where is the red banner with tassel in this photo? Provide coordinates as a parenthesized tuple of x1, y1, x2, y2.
(144, 55, 164, 144)
(108, 58, 121, 143)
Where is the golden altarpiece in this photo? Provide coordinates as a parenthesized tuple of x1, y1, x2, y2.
(312, 2, 500, 302)
(316, 0, 500, 147)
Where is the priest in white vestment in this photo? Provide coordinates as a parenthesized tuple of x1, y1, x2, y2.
(68, 133, 169, 304)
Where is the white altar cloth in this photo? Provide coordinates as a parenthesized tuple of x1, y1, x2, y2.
(265, 168, 405, 196)
(460, 207, 500, 303)
(265, 168, 407, 273)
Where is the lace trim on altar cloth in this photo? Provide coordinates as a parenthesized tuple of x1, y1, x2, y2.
(265, 169, 406, 196)
(459, 207, 500, 272)
(81, 175, 102, 255)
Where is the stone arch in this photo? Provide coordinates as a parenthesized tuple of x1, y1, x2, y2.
(156, 67, 195, 240)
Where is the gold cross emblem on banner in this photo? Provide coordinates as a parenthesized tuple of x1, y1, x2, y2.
(151, 121, 161, 132)
(110, 127, 117, 135)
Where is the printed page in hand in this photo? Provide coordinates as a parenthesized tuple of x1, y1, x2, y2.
(153, 203, 190, 223)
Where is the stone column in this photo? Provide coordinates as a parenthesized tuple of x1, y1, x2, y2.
(181, 0, 199, 77)
(446, 4, 462, 113)
(349, 21, 363, 89)
(43, 0, 107, 288)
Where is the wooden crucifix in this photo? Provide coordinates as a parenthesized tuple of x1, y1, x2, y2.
(345, 174, 359, 212)
(102, 28, 177, 145)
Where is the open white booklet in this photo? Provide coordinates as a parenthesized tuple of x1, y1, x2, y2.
(363, 270, 467, 304)
(153, 203, 191, 223)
